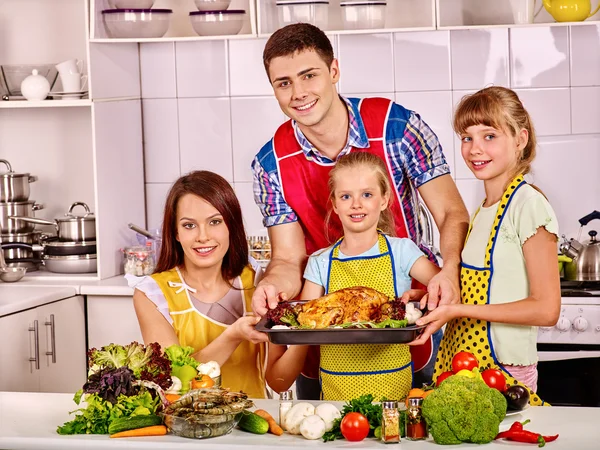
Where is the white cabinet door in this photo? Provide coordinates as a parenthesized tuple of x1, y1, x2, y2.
(0, 308, 41, 392)
(87, 295, 143, 350)
(38, 296, 87, 393)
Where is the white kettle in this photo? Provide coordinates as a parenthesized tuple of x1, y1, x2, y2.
(20, 70, 50, 101)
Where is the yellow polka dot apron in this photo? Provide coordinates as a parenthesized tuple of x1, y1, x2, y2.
(319, 232, 413, 401)
(151, 265, 267, 398)
(433, 175, 545, 406)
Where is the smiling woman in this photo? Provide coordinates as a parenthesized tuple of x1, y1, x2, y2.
(126, 171, 307, 398)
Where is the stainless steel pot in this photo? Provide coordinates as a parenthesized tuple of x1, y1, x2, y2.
(0, 231, 44, 245)
(1, 243, 38, 260)
(9, 201, 95, 242)
(0, 159, 37, 202)
(0, 201, 43, 233)
(43, 253, 97, 273)
(560, 211, 600, 282)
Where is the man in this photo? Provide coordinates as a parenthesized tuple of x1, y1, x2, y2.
(251, 23, 469, 399)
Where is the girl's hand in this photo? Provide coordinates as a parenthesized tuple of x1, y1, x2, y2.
(399, 289, 429, 310)
(230, 316, 269, 344)
(407, 304, 459, 346)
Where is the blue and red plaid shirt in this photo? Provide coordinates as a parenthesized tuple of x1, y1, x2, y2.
(251, 96, 450, 251)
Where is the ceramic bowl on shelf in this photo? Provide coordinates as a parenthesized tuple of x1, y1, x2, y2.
(101, 9, 172, 39)
(189, 10, 246, 37)
(193, 0, 232, 12)
(340, 1, 387, 30)
(107, 0, 155, 8)
(275, 0, 329, 30)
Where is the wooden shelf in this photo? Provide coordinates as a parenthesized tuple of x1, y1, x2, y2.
(0, 99, 92, 109)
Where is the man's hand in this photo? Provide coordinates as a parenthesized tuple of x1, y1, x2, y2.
(425, 267, 460, 310)
(408, 303, 459, 346)
(252, 283, 289, 317)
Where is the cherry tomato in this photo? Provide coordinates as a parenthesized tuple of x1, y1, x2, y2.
(451, 351, 479, 374)
(436, 370, 454, 386)
(340, 412, 370, 442)
(481, 368, 507, 392)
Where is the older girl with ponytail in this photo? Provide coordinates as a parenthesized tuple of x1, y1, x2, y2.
(412, 87, 560, 405)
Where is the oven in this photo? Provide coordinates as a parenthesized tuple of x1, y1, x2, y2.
(536, 281, 600, 407)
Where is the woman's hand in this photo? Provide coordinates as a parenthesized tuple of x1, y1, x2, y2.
(229, 315, 270, 345)
(399, 289, 429, 309)
(407, 304, 460, 346)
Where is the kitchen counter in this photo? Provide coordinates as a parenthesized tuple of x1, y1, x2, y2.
(0, 286, 77, 316)
(0, 392, 596, 450)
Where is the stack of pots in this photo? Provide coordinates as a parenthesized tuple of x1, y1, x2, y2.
(8, 202, 98, 274)
(0, 159, 43, 272)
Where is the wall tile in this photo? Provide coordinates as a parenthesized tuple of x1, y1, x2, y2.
(142, 99, 180, 183)
(510, 27, 570, 88)
(146, 183, 173, 230)
(231, 97, 286, 183)
(229, 38, 272, 96)
(176, 40, 229, 97)
(571, 87, 600, 134)
(514, 88, 571, 136)
(338, 34, 394, 94)
(140, 43, 176, 98)
(345, 93, 395, 101)
(395, 91, 455, 175)
(90, 43, 140, 99)
(178, 98, 233, 181)
(450, 29, 509, 90)
(455, 179, 485, 215)
(235, 182, 266, 236)
(394, 31, 451, 92)
(570, 24, 600, 87)
(531, 136, 600, 238)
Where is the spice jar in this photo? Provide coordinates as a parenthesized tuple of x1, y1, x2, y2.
(405, 397, 427, 440)
(123, 244, 155, 276)
(279, 390, 293, 431)
(381, 401, 400, 443)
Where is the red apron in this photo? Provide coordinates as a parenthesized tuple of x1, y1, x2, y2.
(272, 97, 432, 376)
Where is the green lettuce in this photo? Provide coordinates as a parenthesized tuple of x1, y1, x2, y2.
(164, 344, 198, 370)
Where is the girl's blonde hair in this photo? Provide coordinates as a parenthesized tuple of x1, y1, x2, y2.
(325, 152, 395, 243)
(453, 86, 537, 186)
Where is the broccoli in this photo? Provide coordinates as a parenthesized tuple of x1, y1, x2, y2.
(422, 375, 507, 445)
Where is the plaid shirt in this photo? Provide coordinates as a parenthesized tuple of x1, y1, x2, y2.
(251, 96, 450, 246)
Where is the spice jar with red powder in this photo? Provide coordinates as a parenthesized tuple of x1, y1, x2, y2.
(405, 397, 427, 440)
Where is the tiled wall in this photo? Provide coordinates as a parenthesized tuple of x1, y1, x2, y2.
(140, 25, 600, 242)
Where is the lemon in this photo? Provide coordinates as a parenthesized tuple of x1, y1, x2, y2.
(455, 369, 476, 378)
(178, 364, 198, 393)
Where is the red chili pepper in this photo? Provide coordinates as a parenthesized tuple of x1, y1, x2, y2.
(495, 430, 559, 447)
(510, 419, 531, 431)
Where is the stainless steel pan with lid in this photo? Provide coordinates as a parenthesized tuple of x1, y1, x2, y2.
(0, 159, 37, 202)
(8, 201, 96, 242)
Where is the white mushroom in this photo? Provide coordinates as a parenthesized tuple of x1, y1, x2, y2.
(405, 302, 424, 324)
(300, 415, 327, 440)
(315, 403, 341, 431)
(165, 376, 182, 395)
(284, 402, 315, 435)
(197, 360, 220, 378)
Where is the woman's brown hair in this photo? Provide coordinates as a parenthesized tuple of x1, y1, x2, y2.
(154, 171, 248, 284)
(325, 152, 395, 242)
(453, 86, 538, 188)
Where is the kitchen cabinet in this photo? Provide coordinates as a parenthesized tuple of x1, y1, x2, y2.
(0, 295, 86, 393)
(86, 295, 143, 350)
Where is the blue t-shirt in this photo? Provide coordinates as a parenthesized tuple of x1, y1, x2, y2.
(303, 236, 426, 295)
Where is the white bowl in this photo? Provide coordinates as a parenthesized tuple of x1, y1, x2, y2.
(189, 10, 245, 36)
(276, 0, 329, 29)
(340, 1, 386, 29)
(102, 9, 172, 38)
(193, 0, 232, 12)
(107, 0, 155, 8)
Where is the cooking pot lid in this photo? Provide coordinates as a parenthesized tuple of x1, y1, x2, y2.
(62, 202, 95, 221)
(0, 159, 30, 178)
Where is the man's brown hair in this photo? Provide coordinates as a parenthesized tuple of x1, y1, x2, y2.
(263, 23, 334, 78)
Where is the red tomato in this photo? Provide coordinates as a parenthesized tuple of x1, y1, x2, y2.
(451, 351, 479, 374)
(340, 412, 370, 442)
(436, 370, 454, 386)
(481, 368, 507, 392)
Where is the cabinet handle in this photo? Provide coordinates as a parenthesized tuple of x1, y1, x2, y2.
(28, 320, 40, 370)
(45, 314, 56, 363)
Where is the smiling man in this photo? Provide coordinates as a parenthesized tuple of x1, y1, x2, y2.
(251, 23, 469, 399)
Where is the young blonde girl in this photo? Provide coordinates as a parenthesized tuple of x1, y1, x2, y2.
(268, 152, 441, 400)
(414, 87, 561, 404)
(129, 171, 304, 398)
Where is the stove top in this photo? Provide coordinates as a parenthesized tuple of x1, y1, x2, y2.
(560, 280, 600, 297)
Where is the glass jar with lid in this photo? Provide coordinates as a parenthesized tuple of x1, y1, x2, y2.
(123, 243, 155, 276)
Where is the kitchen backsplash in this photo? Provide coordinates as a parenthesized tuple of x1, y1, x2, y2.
(139, 25, 600, 242)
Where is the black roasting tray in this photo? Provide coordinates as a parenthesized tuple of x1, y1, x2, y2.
(255, 302, 427, 345)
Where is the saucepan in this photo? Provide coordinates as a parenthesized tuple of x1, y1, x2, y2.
(9, 201, 96, 242)
(0, 201, 44, 233)
(0, 236, 26, 282)
(43, 254, 97, 273)
(0, 159, 38, 202)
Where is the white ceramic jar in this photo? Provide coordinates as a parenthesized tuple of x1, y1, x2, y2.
(340, 1, 386, 29)
(20, 70, 50, 101)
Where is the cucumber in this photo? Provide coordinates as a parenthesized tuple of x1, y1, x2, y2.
(108, 414, 162, 435)
(237, 411, 269, 434)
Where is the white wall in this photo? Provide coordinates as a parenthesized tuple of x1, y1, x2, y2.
(139, 25, 600, 242)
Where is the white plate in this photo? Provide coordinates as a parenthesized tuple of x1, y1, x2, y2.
(505, 403, 530, 416)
